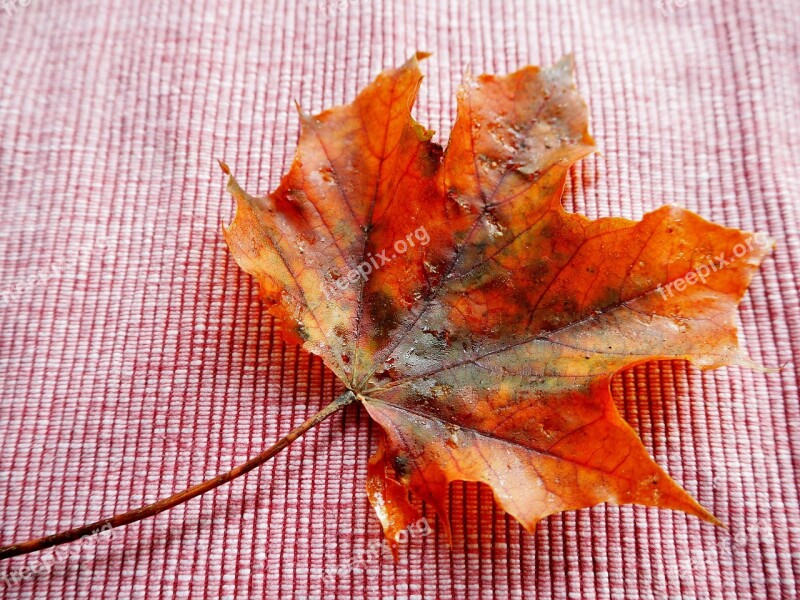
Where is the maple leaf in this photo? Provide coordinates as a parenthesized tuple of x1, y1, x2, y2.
(0, 53, 774, 566)
(221, 53, 772, 550)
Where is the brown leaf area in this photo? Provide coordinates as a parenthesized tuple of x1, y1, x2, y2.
(222, 53, 771, 547)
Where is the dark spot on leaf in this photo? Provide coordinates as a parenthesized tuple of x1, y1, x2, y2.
(367, 289, 401, 342)
(393, 454, 412, 482)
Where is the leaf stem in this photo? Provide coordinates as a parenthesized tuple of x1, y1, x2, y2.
(0, 390, 357, 561)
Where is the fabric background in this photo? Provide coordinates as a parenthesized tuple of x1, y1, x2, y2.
(0, 0, 798, 598)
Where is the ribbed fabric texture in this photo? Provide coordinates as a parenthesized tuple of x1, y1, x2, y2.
(0, 1, 798, 598)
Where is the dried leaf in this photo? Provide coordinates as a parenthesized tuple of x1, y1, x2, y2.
(222, 53, 771, 549)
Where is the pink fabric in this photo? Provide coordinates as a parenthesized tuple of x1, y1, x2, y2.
(1, 0, 798, 598)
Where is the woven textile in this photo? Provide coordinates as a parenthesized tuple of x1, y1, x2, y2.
(1, 0, 798, 598)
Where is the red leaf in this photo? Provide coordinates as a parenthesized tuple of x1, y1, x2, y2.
(223, 53, 772, 546)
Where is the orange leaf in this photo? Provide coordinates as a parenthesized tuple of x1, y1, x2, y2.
(223, 54, 772, 545)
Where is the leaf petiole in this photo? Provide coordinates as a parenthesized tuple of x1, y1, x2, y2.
(0, 389, 357, 561)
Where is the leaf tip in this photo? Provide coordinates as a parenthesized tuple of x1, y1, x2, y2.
(387, 539, 400, 562)
(555, 53, 576, 73)
(675, 491, 724, 529)
(709, 351, 782, 374)
(217, 159, 231, 176)
(702, 510, 726, 530)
